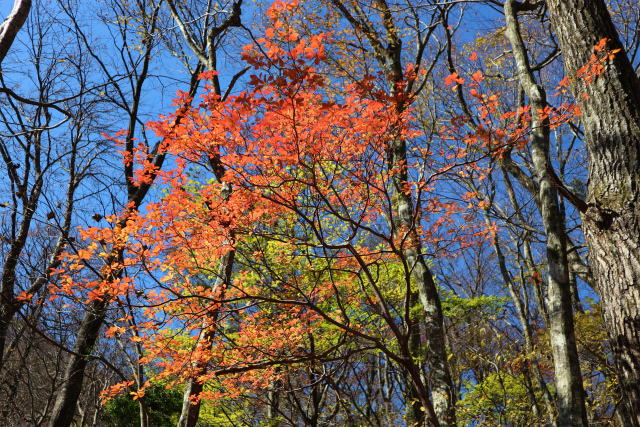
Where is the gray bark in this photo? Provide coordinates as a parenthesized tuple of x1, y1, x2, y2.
(266, 380, 280, 427)
(378, 2, 457, 424)
(405, 291, 426, 427)
(392, 152, 455, 427)
(500, 165, 551, 329)
(504, 2, 588, 426)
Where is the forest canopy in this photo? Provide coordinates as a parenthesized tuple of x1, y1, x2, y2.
(2, 0, 640, 427)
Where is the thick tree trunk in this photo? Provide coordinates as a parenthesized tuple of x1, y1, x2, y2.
(0, 0, 31, 64)
(504, 3, 588, 426)
(545, 1, 640, 424)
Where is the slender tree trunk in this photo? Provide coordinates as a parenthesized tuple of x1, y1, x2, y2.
(522, 365, 543, 422)
(379, 352, 395, 426)
(569, 273, 584, 314)
(405, 292, 426, 427)
(545, 1, 640, 424)
(390, 136, 455, 427)
(266, 378, 281, 427)
(386, 32, 455, 425)
(50, 299, 108, 427)
(177, 247, 234, 427)
(177, 378, 204, 427)
(504, 3, 588, 426)
(501, 164, 552, 329)
(477, 194, 557, 427)
(0, 173, 43, 372)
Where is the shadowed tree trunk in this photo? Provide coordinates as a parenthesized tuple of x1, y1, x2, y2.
(404, 291, 426, 427)
(0, 0, 31, 64)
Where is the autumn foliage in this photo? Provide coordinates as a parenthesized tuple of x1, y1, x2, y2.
(46, 0, 489, 408)
(40, 0, 624, 423)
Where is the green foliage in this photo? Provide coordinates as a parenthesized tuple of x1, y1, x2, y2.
(441, 289, 509, 323)
(101, 386, 183, 427)
(457, 372, 542, 427)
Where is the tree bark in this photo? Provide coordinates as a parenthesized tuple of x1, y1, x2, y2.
(504, 3, 588, 426)
(50, 299, 108, 427)
(545, 1, 640, 424)
(404, 291, 426, 427)
(0, 0, 31, 64)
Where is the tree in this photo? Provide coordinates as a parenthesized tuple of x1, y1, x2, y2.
(541, 1, 640, 424)
(154, 1, 246, 425)
(503, 2, 586, 425)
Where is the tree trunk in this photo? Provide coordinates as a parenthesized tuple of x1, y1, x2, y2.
(504, 3, 589, 427)
(545, 1, 640, 424)
(50, 299, 108, 427)
(177, 247, 234, 427)
(405, 292, 426, 427)
(0, 0, 31, 64)
(266, 378, 280, 427)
